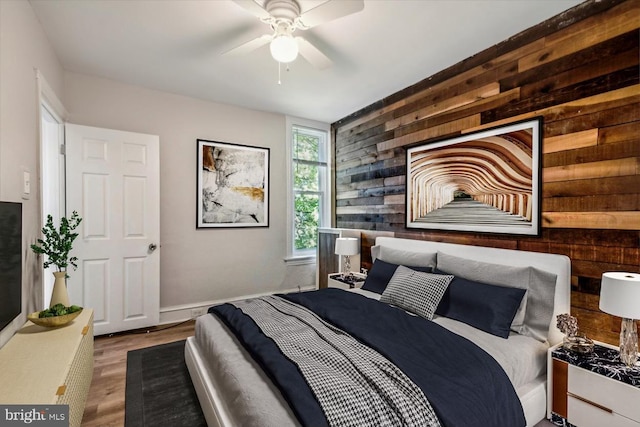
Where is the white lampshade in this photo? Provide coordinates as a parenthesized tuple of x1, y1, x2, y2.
(599, 272, 640, 319)
(270, 34, 298, 63)
(335, 237, 359, 256)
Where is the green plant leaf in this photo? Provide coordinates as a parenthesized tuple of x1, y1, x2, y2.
(31, 211, 82, 275)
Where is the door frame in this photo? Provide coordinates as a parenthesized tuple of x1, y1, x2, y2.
(36, 69, 68, 308)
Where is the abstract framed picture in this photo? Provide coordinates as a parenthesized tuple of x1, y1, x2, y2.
(197, 139, 269, 228)
(405, 117, 542, 236)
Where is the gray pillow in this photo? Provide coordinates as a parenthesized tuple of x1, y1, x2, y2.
(371, 245, 381, 262)
(436, 252, 556, 341)
(380, 266, 453, 320)
(523, 267, 557, 342)
(374, 246, 437, 269)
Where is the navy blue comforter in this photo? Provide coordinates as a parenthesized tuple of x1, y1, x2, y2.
(210, 288, 525, 427)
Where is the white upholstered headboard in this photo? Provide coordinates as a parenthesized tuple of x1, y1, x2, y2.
(374, 237, 571, 345)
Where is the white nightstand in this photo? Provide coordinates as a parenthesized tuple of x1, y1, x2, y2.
(548, 340, 640, 427)
(328, 272, 366, 290)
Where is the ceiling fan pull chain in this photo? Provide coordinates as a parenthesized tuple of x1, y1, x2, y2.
(278, 61, 282, 85)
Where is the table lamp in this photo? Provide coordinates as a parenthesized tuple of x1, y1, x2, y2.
(599, 272, 640, 367)
(334, 237, 359, 278)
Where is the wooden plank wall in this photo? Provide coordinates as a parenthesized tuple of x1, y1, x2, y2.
(331, 0, 639, 346)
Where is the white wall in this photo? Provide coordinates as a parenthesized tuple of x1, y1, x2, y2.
(0, 0, 65, 347)
(64, 73, 316, 321)
(0, 0, 316, 338)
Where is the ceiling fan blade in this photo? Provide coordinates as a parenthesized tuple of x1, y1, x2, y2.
(296, 37, 332, 69)
(223, 34, 272, 56)
(231, 0, 271, 20)
(297, 0, 364, 29)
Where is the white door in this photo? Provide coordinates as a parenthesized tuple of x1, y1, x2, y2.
(65, 124, 160, 335)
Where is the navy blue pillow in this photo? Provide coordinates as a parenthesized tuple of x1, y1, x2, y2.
(362, 259, 433, 294)
(434, 269, 526, 339)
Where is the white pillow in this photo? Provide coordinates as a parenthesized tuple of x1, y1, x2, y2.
(372, 245, 437, 269)
(380, 266, 453, 320)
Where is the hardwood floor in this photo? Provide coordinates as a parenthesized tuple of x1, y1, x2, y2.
(81, 320, 195, 427)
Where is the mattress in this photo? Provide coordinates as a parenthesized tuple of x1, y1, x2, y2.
(195, 312, 299, 426)
(194, 288, 549, 426)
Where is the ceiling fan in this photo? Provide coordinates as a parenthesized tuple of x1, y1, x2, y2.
(225, 0, 365, 69)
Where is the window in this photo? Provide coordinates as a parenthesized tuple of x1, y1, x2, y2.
(287, 119, 330, 261)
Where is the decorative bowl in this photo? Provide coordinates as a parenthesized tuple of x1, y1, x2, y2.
(563, 333, 595, 354)
(27, 309, 83, 328)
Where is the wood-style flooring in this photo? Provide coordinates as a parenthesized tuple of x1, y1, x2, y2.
(81, 320, 195, 427)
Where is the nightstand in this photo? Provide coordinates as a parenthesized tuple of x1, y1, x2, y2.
(328, 272, 366, 290)
(548, 341, 640, 427)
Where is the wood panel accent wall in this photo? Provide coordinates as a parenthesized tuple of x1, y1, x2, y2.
(331, 0, 639, 346)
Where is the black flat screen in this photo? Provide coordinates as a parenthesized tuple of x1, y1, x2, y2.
(0, 202, 22, 331)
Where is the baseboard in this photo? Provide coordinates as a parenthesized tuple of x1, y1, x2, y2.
(159, 285, 317, 325)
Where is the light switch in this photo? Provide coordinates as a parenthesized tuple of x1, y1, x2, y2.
(22, 168, 30, 200)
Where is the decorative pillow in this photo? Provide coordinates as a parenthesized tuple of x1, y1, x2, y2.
(362, 259, 433, 294)
(376, 246, 437, 269)
(436, 252, 557, 342)
(380, 266, 453, 320)
(434, 271, 527, 339)
(436, 252, 529, 331)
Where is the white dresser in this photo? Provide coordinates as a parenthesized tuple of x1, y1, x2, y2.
(0, 309, 94, 427)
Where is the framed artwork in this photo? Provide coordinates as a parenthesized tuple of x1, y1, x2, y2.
(197, 139, 269, 228)
(405, 117, 542, 236)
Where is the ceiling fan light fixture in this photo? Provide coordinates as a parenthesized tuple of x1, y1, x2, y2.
(270, 34, 298, 63)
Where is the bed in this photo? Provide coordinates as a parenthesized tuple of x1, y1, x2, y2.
(185, 236, 571, 427)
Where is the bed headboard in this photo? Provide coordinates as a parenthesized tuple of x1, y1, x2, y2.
(374, 237, 571, 345)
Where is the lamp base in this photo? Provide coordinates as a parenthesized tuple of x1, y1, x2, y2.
(619, 318, 638, 367)
(342, 255, 352, 277)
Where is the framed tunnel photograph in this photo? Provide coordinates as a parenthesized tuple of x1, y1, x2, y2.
(405, 117, 542, 236)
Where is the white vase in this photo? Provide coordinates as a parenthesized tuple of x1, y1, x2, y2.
(50, 271, 70, 307)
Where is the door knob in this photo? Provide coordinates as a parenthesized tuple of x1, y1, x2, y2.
(148, 243, 158, 252)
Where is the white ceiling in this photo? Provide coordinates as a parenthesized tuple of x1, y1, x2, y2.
(29, 0, 583, 124)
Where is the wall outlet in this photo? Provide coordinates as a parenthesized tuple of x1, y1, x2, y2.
(191, 307, 205, 318)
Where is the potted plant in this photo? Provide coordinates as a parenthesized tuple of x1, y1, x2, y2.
(31, 211, 82, 308)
